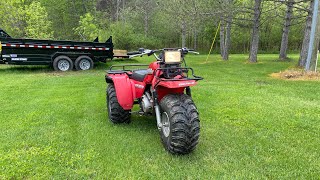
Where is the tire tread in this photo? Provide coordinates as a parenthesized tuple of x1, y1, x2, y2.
(107, 84, 131, 124)
(160, 94, 200, 154)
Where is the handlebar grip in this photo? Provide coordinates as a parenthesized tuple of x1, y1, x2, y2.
(127, 51, 140, 55)
(189, 51, 200, 55)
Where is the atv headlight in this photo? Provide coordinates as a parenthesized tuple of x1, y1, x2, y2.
(164, 51, 181, 64)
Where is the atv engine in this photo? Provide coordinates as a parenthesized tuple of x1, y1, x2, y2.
(141, 92, 153, 113)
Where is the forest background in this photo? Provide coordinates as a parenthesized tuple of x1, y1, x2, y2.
(0, 0, 313, 60)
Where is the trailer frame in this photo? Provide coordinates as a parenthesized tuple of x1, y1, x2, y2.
(0, 29, 114, 71)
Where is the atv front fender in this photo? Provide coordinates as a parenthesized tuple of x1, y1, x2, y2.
(156, 80, 197, 89)
(106, 73, 134, 110)
(154, 80, 198, 101)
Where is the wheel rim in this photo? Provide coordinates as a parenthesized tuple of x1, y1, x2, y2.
(161, 112, 170, 138)
(58, 59, 70, 71)
(79, 59, 91, 70)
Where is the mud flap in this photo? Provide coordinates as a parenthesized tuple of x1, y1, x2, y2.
(107, 74, 134, 110)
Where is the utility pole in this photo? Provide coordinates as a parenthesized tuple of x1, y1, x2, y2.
(305, 0, 320, 72)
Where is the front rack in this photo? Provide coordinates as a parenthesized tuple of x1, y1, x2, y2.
(155, 67, 203, 81)
(108, 65, 203, 81)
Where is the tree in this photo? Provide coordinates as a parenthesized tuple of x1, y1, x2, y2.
(304, 0, 320, 71)
(108, 22, 135, 49)
(0, 0, 311, 54)
(249, 0, 262, 63)
(220, 20, 226, 57)
(74, 13, 99, 41)
(0, 0, 26, 38)
(223, 5, 233, 60)
(279, 0, 294, 60)
(219, 0, 233, 60)
(299, 0, 314, 67)
(161, 0, 201, 48)
(25, 1, 53, 39)
(129, 0, 156, 37)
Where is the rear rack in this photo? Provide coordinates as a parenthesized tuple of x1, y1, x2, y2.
(108, 64, 149, 73)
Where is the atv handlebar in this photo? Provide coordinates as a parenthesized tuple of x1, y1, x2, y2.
(148, 48, 199, 55)
(127, 48, 199, 60)
(188, 50, 200, 55)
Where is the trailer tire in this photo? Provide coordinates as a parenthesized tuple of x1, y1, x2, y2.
(53, 56, 73, 71)
(107, 83, 131, 124)
(75, 55, 93, 71)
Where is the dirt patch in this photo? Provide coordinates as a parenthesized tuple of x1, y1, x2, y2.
(271, 69, 320, 81)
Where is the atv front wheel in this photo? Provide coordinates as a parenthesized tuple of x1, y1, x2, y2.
(106, 83, 131, 123)
(159, 94, 200, 154)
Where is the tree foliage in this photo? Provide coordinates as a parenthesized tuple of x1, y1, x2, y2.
(0, 0, 26, 38)
(0, 0, 310, 54)
(74, 13, 99, 41)
(25, 1, 53, 39)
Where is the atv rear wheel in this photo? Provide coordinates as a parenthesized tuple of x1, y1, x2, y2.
(106, 83, 131, 123)
(159, 94, 200, 154)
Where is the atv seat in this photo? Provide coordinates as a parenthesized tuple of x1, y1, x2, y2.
(131, 69, 149, 82)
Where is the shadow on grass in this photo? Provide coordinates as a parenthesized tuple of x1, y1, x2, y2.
(88, 59, 141, 70)
(123, 115, 158, 134)
(109, 115, 158, 137)
(0, 65, 52, 74)
(269, 57, 294, 62)
(0, 59, 140, 74)
(112, 58, 140, 63)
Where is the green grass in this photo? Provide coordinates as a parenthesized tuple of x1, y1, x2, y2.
(0, 54, 319, 179)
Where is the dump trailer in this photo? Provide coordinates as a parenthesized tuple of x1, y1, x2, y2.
(0, 29, 113, 71)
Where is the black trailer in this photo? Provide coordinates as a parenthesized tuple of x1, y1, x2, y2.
(0, 29, 113, 71)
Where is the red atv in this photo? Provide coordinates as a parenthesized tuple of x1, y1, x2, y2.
(105, 48, 203, 154)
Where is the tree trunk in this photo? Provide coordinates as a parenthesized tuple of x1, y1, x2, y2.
(309, 21, 320, 71)
(82, 0, 87, 13)
(181, 21, 186, 48)
(143, 0, 150, 37)
(116, 0, 120, 21)
(144, 12, 149, 37)
(279, 0, 294, 60)
(194, 28, 198, 50)
(306, 0, 320, 71)
(72, 0, 77, 15)
(223, 14, 232, 60)
(220, 20, 225, 57)
(249, 0, 262, 63)
(299, 1, 314, 67)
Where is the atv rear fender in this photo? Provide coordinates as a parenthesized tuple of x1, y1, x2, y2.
(106, 73, 134, 110)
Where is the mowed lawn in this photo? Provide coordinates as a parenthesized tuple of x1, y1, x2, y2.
(0, 54, 319, 179)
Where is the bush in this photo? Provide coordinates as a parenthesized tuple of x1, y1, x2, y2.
(103, 22, 161, 50)
(74, 13, 99, 41)
(25, 2, 53, 39)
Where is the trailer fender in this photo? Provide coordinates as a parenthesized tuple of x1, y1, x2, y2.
(106, 74, 134, 110)
(51, 52, 93, 62)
